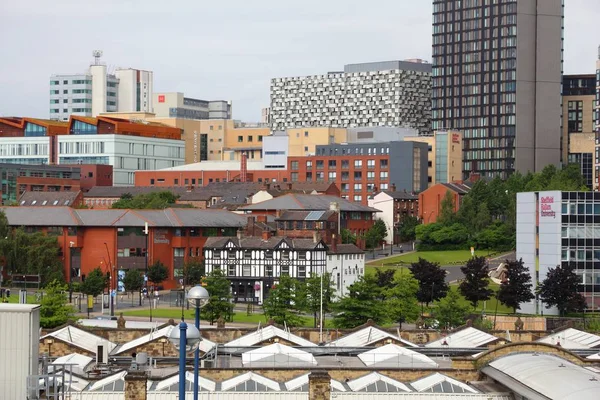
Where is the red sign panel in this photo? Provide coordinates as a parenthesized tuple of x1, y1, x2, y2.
(158, 95, 165, 103)
(452, 133, 460, 143)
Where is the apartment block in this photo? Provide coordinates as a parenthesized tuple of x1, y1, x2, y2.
(595, 47, 600, 188)
(270, 60, 432, 135)
(153, 92, 231, 120)
(404, 130, 463, 186)
(50, 53, 152, 120)
(432, 0, 564, 178)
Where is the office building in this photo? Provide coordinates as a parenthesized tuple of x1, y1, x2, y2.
(432, 0, 564, 178)
(562, 74, 596, 189)
(0, 116, 184, 186)
(517, 191, 600, 314)
(271, 60, 432, 135)
(50, 52, 153, 120)
(153, 92, 231, 120)
(405, 130, 463, 186)
(288, 141, 428, 204)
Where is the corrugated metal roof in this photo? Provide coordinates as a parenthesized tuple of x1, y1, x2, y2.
(242, 343, 317, 367)
(41, 325, 116, 354)
(425, 327, 499, 348)
(410, 373, 478, 393)
(483, 353, 600, 400)
(241, 194, 380, 213)
(537, 328, 600, 349)
(224, 326, 315, 347)
(358, 344, 438, 368)
(329, 326, 418, 348)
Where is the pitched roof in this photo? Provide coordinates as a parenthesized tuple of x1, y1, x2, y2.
(347, 372, 412, 393)
(87, 371, 127, 392)
(358, 344, 438, 368)
(382, 191, 418, 200)
(241, 194, 379, 212)
(153, 371, 216, 392)
(224, 325, 315, 347)
(112, 326, 173, 355)
(440, 182, 473, 195)
(285, 373, 346, 392)
(327, 244, 364, 255)
(328, 326, 417, 348)
(537, 328, 600, 349)
(241, 343, 318, 367)
(410, 373, 479, 393)
(0, 207, 247, 228)
(41, 325, 116, 354)
(19, 191, 81, 207)
(204, 236, 327, 251)
(425, 327, 500, 348)
(220, 372, 282, 392)
(51, 353, 94, 374)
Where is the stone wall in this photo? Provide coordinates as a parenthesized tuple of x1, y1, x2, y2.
(309, 371, 331, 400)
(124, 371, 147, 400)
(39, 339, 94, 358)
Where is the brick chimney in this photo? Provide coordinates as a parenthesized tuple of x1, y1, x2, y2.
(313, 231, 320, 243)
(237, 229, 243, 240)
(124, 371, 147, 400)
(468, 172, 481, 183)
(331, 233, 338, 253)
(308, 371, 331, 400)
(246, 216, 255, 236)
(390, 183, 397, 192)
(240, 152, 248, 183)
(262, 230, 271, 240)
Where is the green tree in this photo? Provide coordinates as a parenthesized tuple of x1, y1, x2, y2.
(332, 275, 388, 328)
(437, 190, 457, 225)
(436, 289, 470, 329)
(302, 273, 335, 328)
(365, 219, 387, 249)
(183, 258, 205, 286)
(81, 267, 107, 297)
(201, 269, 234, 324)
(409, 258, 449, 309)
(474, 202, 492, 233)
(374, 269, 396, 291)
(497, 258, 535, 313)
(112, 191, 183, 209)
(385, 274, 420, 327)
(147, 261, 169, 288)
(459, 256, 493, 309)
(396, 215, 420, 242)
(123, 269, 144, 306)
(538, 263, 587, 316)
(39, 280, 76, 328)
(341, 229, 357, 245)
(262, 275, 305, 327)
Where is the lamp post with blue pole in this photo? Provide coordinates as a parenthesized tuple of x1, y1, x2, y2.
(187, 285, 210, 400)
(169, 305, 201, 399)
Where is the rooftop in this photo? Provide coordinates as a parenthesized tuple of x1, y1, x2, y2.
(19, 191, 81, 207)
(241, 194, 379, 213)
(156, 160, 278, 172)
(537, 328, 600, 349)
(204, 236, 327, 251)
(425, 327, 501, 349)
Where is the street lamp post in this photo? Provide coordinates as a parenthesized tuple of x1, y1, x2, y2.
(187, 285, 210, 400)
(104, 242, 114, 317)
(69, 241, 75, 303)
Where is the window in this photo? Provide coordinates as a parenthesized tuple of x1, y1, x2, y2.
(354, 171, 362, 179)
(238, 136, 243, 142)
(63, 90, 68, 94)
(174, 228, 184, 237)
(258, 136, 263, 142)
(354, 183, 362, 190)
(328, 171, 336, 180)
(354, 160, 362, 168)
(281, 265, 289, 276)
(367, 159, 375, 168)
(380, 171, 389, 179)
(228, 265, 236, 276)
(306, 161, 312, 169)
(316, 160, 324, 169)
(328, 160, 336, 168)
(298, 265, 306, 278)
(342, 160, 349, 169)
(304, 131, 309, 137)
(367, 171, 375, 180)
(189, 228, 199, 237)
(173, 248, 185, 257)
(354, 195, 362, 202)
(291, 172, 299, 181)
(291, 161, 299, 170)
(248, 136, 253, 142)
(242, 265, 251, 276)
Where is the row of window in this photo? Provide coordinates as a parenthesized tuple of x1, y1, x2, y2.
(293, 159, 389, 170)
(50, 79, 92, 85)
(237, 135, 264, 143)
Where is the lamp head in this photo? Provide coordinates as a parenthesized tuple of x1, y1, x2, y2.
(187, 285, 210, 308)
(168, 322, 201, 352)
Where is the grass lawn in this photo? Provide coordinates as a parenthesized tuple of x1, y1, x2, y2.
(3, 293, 38, 304)
(121, 308, 333, 328)
(368, 250, 496, 267)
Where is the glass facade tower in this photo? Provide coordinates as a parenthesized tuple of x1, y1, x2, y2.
(432, 0, 564, 179)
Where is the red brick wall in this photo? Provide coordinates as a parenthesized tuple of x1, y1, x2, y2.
(79, 165, 113, 191)
(135, 170, 290, 187)
(418, 185, 461, 223)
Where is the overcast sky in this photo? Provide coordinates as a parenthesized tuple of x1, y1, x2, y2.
(0, 0, 598, 122)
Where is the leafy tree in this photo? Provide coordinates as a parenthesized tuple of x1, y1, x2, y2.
(183, 258, 205, 286)
(365, 219, 387, 249)
(0, 210, 9, 240)
(112, 191, 183, 209)
(474, 202, 492, 233)
(263, 275, 305, 327)
(332, 275, 388, 328)
(409, 258, 449, 309)
(1, 227, 64, 285)
(459, 256, 493, 308)
(436, 289, 470, 329)
(456, 196, 477, 233)
(40, 280, 76, 328)
(538, 263, 587, 315)
(341, 229, 357, 245)
(302, 273, 336, 328)
(201, 269, 234, 325)
(385, 274, 420, 327)
(81, 267, 107, 297)
(374, 269, 396, 291)
(147, 261, 169, 287)
(437, 190, 457, 225)
(123, 269, 144, 306)
(497, 258, 535, 313)
(396, 215, 420, 242)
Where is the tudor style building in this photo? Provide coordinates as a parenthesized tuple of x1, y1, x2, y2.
(203, 235, 328, 304)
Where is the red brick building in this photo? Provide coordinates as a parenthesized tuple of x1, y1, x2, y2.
(418, 182, 472, 223)
(1, 207, 246, 290)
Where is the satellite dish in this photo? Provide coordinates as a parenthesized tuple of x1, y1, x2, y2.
(92, 50, 103, 65)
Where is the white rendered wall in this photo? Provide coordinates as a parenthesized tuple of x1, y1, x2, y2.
(368, 192, 394, 244)
(516, 192, 538, 314)
(326, 252, 365, 298)
(90, 65, 107, 117)
(537, 190, 561, 315)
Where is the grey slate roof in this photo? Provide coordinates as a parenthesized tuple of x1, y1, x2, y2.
(440, 182, 473, 195)
(327, 244, 364, 255)
(240, 194, 379, 213)
(204, 236, 327, 250)
(0, 207, 247, 228)
(383, 191, 418, 200)
(19, 191, 81, 207)
(276, 210, 336, 221)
